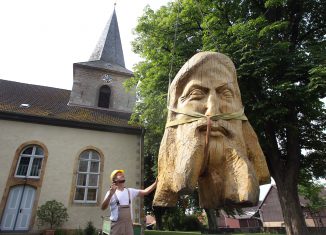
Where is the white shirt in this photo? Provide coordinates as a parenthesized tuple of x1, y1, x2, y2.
(105, 188, 140, 221)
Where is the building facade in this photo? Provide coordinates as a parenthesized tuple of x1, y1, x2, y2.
(0, 9, 144, 233)
(214, 185, 326, 233)
(260, 185, 326, 229)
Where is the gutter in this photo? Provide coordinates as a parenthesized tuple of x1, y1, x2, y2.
(0, 111, 142, 135)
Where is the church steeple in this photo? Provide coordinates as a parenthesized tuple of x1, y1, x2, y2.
(89, 9, 125, 68)
(69, 7, 135, 113)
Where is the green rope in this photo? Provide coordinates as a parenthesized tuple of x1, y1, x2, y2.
(165, 107, 247, 128)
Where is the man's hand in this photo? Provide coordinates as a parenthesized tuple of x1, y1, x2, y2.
(138, 178, 158, 197)
(101, 183, 117, 210)
(110, 183, 118, 195)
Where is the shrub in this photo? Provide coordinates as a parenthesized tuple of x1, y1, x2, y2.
(84, 221, 96, 235)
(37, 200, 69, 229)
(161, 208, 184, 231)
(73, 228, 84, 235)
(54, 229, 67, 235)
(180, 215, 202, 231)
(160, 208, 203, 231)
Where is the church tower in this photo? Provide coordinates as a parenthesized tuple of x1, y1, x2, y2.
(69, 9, 135, 113)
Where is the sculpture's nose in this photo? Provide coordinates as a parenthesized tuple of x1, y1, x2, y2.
(205, 91, 219, 116)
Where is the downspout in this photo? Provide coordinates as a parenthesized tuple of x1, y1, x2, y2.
(140, 127, 145, 234)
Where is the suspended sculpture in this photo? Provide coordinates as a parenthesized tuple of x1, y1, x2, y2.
(153, 52, 270, 209)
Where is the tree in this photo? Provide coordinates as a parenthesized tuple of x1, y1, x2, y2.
(299, 180, 326, 228)
(36, 200, 69, 229)
(201, 1, 326, 234)
(128, 1, 326, 234)
(126, 2, 204, 227)
(84, 221, 97, 235)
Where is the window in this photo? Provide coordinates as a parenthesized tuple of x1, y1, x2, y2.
(74, 150, 100, 203)
(15, 145, 44, 178)
(98, 85, 111, 108)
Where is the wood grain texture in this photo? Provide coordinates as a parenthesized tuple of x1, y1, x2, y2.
(153, 52, 270, 209)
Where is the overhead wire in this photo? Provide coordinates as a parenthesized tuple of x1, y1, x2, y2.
(194, 0, 220, 52)
(167, 0, 182, 105)
(165, 0, 239, 177)
(167, 0, 219, 100)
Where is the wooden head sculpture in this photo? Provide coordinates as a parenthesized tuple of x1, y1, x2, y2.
(153, 52, 270, 209)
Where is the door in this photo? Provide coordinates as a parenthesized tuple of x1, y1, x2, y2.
(1, 185, 36, 231)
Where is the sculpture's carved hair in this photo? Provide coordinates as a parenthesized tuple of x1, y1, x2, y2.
(154, 52, 270, 207)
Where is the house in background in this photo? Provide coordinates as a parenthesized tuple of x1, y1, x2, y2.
(260, 185, 326, 230)
(0, 9, 144, 233)
(217, 204, 262, 232)
(215, 185, 326, 232)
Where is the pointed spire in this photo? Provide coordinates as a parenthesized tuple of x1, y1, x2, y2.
(89, 9, 125, 68)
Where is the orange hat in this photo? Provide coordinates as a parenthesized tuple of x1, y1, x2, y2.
(110, 170, 124, 181)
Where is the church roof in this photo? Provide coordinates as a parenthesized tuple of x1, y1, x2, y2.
(0, 79, 141, 134)
(74, 60, 133, 77)
(78, 9, 133, 76)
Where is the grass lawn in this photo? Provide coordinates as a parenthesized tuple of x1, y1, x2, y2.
(145, 232, 200, 235)
(144, 231, 284, 235)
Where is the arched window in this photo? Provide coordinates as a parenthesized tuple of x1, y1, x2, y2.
(74, 150, 100, 203)
(98, 85, 111, 108)
(15, 145, 44, 178)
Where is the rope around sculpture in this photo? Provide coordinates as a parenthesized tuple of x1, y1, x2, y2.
(165, 107, 247, 128)
(166, 107, 248, 176)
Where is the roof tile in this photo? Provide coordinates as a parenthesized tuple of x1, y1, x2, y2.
(0, 79, 140, 131)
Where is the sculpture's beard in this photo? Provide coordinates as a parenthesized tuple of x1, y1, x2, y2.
(171, 119, 236, 193)
(173, 117, 241, 189)
(154, 118, 259, 208)
(153, 120, 259, 208)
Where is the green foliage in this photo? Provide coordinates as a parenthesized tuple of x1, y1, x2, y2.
(54, 229, 67, 235)
(130, 0, 204, 218)
(145, 231, 200, 235)
(144, 231, 283, 235)
(180, 215, 203, 231)
(36, 200, 69, 229)
(308, 65, 326, 96)
(264, 0, 286, 8)
(162, 208, 183, 231)
(73, 228, 84, 235)
(299, 181, 326, 213)
(161, 207, 202, 231)
(132, 0, 326, 231)
(84, 221, 96, 235)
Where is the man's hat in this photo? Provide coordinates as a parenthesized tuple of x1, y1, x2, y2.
(110, 170, 124, 181)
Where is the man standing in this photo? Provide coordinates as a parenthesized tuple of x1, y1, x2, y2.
(153, 52, 270, 208)
(102, 170, 157, 235)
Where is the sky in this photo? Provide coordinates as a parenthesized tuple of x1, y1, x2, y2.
(0, 0, 169, 90)
(0, 0, 274, 200)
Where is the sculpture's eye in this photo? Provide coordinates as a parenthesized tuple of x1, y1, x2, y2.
(188, 89, 205, 100)
(221, 89, 233, 99)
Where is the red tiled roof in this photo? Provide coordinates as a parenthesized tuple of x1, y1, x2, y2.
(0, 79, 141, 133)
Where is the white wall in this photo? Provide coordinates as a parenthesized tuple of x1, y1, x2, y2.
(0, 119, 142, 231)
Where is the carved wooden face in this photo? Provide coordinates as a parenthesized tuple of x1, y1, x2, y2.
(164, 59, 248, 201)
(177, 61, 242, 117)
(174, 61, 243, 143)
(153, 52, 269, 209)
